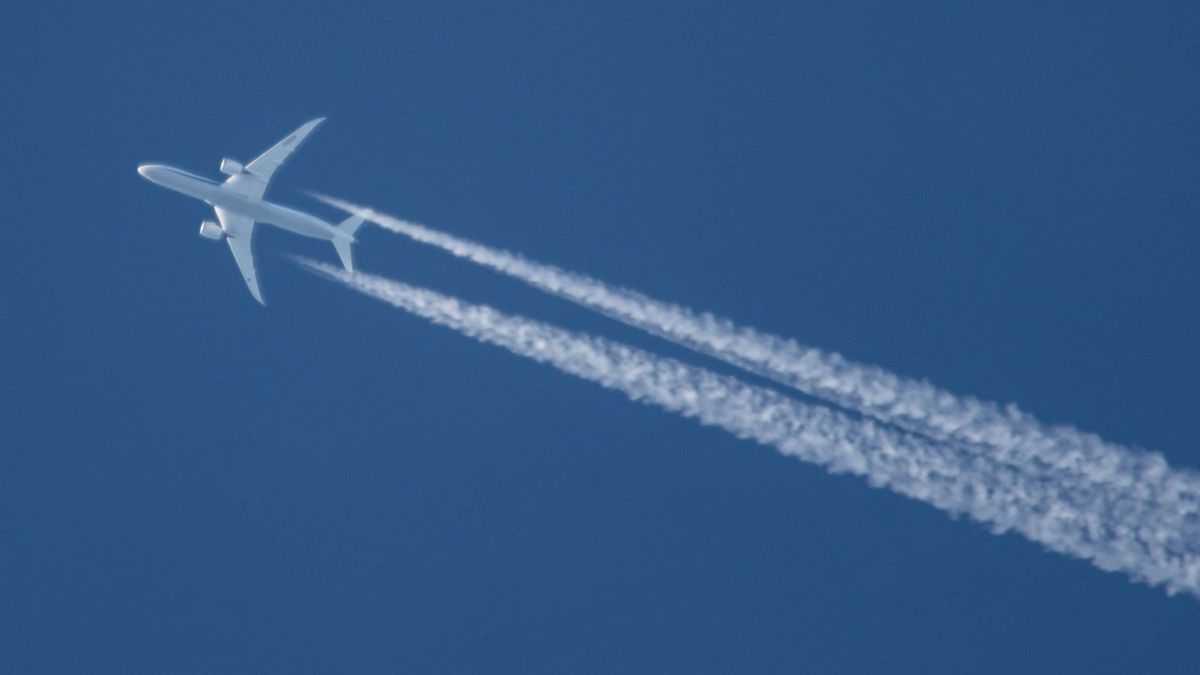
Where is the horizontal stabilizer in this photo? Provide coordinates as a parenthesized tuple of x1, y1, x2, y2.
(337, 211, 367, 239)
(333, 239, 354, 272)
(332, 211, 367, 272)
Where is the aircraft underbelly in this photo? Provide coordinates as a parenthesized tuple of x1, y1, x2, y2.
(211, 196, 334, 240)
(263, 208, 333, 239)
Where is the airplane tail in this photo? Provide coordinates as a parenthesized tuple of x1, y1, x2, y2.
(332, 211, 368, 272)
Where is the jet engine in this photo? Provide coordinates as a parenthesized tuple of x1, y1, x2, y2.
(219, 158, 244, 176)
(199, 219, 224, 240)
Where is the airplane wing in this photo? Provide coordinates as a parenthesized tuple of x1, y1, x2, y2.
(215, 207, 264, 304)
(224, 117, 325, 200)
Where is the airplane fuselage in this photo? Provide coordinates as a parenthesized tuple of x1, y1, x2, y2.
(137, 117, 361, 304)
(137, 164, 350, 242)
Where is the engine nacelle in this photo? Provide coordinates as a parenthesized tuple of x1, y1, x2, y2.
(219, 157, 244, 176)
(199, 219, 224, 240)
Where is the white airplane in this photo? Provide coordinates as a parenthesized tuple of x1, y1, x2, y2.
(138, 117, 363, 304)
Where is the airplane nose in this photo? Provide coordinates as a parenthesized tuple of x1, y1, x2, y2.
(137, 164, 161, 180)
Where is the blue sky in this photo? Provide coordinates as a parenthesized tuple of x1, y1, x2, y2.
(3, 2, 1199, 672)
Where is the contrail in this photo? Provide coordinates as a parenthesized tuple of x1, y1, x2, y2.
(314, 195, 1200, 518)
(299, 260, 1200, 598)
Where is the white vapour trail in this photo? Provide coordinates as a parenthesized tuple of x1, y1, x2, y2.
(300, 260, 1200, 598)
(316, 195, 1200, 518)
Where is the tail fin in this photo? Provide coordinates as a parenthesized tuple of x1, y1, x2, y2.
(332, 211, 368, 272)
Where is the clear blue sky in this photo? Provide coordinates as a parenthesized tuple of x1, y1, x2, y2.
(3, 2, 1199, 672)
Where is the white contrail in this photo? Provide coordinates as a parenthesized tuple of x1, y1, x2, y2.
(300, 260, 1200, 598)
(315, 194, 1200, 518)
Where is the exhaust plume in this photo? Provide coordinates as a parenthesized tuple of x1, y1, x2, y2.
(314, 195, 1200, 520)
(299, 259, 1200, 598)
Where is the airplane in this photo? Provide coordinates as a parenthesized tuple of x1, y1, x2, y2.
(138, 117, 364, 304)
